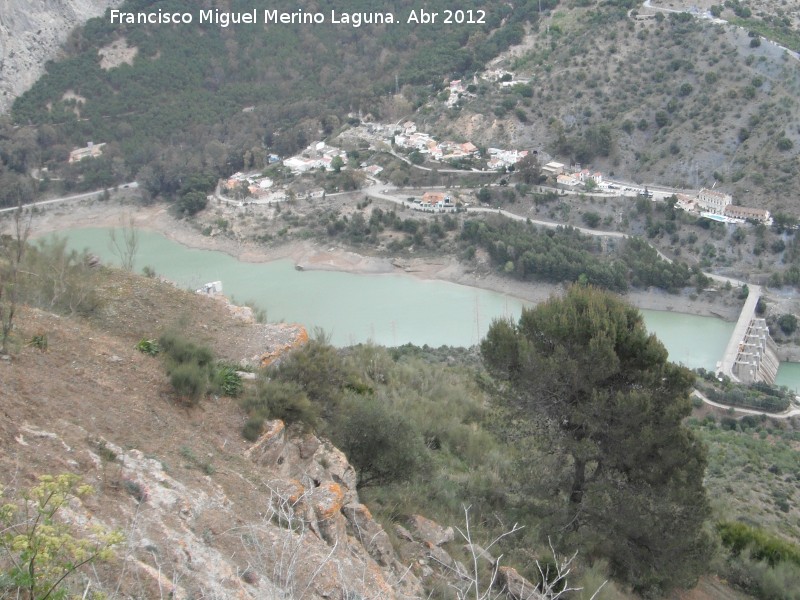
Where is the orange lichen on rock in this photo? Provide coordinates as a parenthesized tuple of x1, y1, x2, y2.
(243, 419, 285, 460)
(312, 482, 345, 521)
(259, 324, 309, 367)
(279, 478, 306, 505)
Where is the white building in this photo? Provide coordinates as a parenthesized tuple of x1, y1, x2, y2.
(696, 188, 732, 214)
(723, 205, 771, 223)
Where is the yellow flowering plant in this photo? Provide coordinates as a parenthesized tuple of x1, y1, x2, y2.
(1, 473, 123, 600)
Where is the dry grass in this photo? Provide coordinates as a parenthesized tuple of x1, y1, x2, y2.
(0, 270, 311, 598)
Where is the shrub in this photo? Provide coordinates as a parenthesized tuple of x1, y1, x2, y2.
(242, 379, 319, 429)
(27, 334, 48, 351)
(135, 338, 161, 356)
(778, 314, 797, 335)
(176, 191, 208, 216)
(0, 474, 123, 599)
(18, 237, 102, 317)
(331, 396, 429, 488)
(213, 366, 243, 397)
(582, 212, 601, 228)
(159, 333, 213, 368)
(157, 333, 216, 405)
(271, 338, 354, 416)
(169, 362, 208, 405)
(242, 417, 264, 441)
(717, 521, 800, 567)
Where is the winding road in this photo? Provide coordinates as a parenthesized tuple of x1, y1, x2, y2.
(0, 182, 138, 216)
(692, 389, 800, 419)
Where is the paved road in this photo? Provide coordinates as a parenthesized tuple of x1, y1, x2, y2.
(692, 389, 800, 418)
(641, 0, 800, 61)
(365, 182, 631, 239)
(467, 206, 628, 238)
(0, 182, 138, 216)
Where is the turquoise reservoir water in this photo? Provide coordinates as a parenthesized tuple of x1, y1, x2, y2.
(54, 228, 521, 348)
(48, 227, 785, 377)
(776, 362, 800, 393)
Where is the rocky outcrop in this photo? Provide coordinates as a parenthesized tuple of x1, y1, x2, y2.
(407, 514, 455, 547)
(0, 0, 122, 113)
(243, 420, 424, 599)
(497, 566, 540, 600)
(8, 409, 544, 600)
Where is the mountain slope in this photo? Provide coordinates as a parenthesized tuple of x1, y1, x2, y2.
(0, 270, 426, 598)
(0, 0, 122, 113)
(423, 2, 800, 212)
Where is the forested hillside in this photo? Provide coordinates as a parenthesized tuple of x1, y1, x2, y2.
(0, 0, 550, 207)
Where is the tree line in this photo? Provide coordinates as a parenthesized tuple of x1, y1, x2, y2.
(460, 216, 699, 292)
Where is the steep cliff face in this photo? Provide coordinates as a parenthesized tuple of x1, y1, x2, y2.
(0, 0, 120, 113)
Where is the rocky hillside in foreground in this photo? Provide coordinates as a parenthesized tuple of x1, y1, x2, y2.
(0, 267, 545, 599)
(0, 0, 122, 113)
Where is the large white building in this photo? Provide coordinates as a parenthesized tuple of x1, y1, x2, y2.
(696, 188, 732, 214)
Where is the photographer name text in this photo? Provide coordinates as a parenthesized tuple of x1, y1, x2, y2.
(109, 8, 486, 28)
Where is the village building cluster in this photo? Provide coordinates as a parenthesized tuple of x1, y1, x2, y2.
(409, 191, 458, 212)
(283, 141, 347, 174)
(337, 117, 535, 175)
(481, 69, 530, 87)
(224, 171, 287, 203)
(393, 121, 480, 161)
(542, 161, 609, 191)
(487, 148, 530, 170)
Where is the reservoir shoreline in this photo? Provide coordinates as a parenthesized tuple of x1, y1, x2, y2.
(14, 196, 743, 321)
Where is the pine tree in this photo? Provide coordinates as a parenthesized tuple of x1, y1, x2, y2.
(481, 285, 711, 595)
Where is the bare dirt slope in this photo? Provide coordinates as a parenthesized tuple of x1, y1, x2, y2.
(0, 271, 418, 599)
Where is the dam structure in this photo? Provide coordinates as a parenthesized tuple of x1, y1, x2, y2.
(717, 284, 779, 384)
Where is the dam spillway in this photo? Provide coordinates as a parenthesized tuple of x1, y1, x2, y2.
(717, 285, 779, 385)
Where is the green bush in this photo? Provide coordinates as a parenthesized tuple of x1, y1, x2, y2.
(17, 237, 102, 317)
(136, 338, 161, 356)
(582, 211, 601, 228)
(27, 334, 48, 351)
(169, 362, 209, 405)
(242, 379, 319, 429)
(718, 521, 800, 567)
(242, 417, 264, 441)
(778, 314, 797, 335)
(271, 338, 355, 416)
(724, 554, 800, 600)
(159, 333, 214, 367)
(331, 396, 430, 488)
(157, 333, 216, 405)
(0, 474, 124, 599)
(213, 366, 243, 397)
